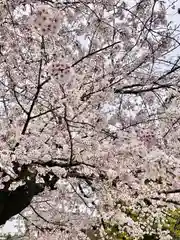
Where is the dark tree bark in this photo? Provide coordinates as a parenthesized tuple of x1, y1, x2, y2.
(0, 162, 59, 226)
(0, 181, 44, 225)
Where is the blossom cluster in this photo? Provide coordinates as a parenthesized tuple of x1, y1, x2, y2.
(29, 5, 62, 35)
(46, 57, 75, 83)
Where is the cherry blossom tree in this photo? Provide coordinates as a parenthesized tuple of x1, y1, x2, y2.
(0, 0, 180, 239)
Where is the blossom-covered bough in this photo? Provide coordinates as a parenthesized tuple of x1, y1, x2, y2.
(0, 0, 180, 239)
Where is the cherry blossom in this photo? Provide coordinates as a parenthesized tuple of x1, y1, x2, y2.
(0, 0, 179, 239)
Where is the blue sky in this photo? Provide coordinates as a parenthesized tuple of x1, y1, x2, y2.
(166, 0, 180, 24)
